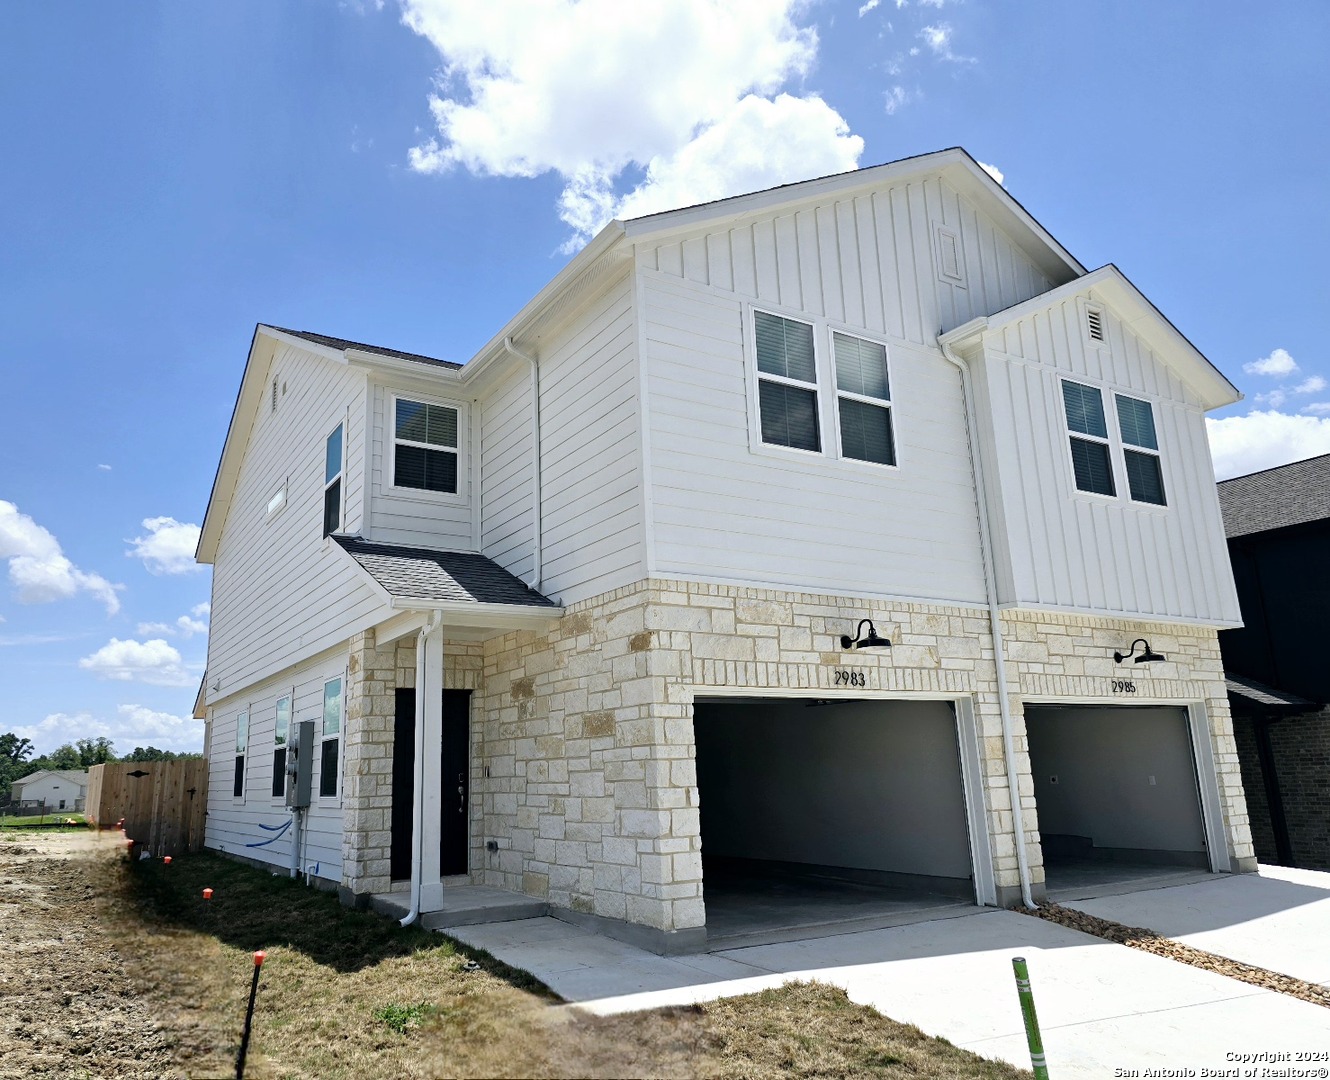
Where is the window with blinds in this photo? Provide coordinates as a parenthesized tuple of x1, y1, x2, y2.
(320, 677, 342, 799)
(394, 398, 459, 494)
(833, 332, 895, 466)
(1062, 380, 1115, 496)
(754, 311, 820, 452)
(323, 423, 343, 537)
(1116, 394, 1166, 505)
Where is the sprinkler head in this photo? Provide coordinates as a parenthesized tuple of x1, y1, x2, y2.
(254, 951, 267, 967)
(202, 888, 213, 901)
(163, 856, 172, 865)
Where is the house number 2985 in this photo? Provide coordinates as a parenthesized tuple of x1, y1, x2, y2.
(1112, 679, 1136, 694)
(834, 669, 867, 687)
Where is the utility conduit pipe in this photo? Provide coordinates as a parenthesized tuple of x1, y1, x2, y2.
(503, 336, 543, 591)
(939, 337, 1036, 910)
(401, 611, 442, 927)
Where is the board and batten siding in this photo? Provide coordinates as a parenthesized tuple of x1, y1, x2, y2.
(366, 380, 475, 550)
(206, 341, 387, 701)
(638, 269, 988, 604)
(204, 648, 348, 881)
(638, 173, 1057, 347)
(973, 295, 1241, 623)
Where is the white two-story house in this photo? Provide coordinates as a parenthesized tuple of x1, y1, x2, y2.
(197, 148, 1252, 953)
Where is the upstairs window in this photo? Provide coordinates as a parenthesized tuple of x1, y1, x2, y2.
(1062, 381, 1115, 496)
(755, 311, 820, 453)
(272, 694, 291, 799)
(833, 332, 896, 466)
(394, 398, 459, 493)
(1116, 394, 1167, 505)
(233, 710, 249, 800)
(320, 677, 342, 799)
(323, 424, 343, 537)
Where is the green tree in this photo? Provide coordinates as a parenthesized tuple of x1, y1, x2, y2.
(0, 732, 35, 803)
(74, 737, 117, 766)
(125, 746, 174, 762)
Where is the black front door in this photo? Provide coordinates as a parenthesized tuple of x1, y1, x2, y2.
(440, 689, 472, 876)
(389, 689, 415, 881)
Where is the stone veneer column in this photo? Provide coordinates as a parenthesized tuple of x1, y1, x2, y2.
(339, 630, 399, 904)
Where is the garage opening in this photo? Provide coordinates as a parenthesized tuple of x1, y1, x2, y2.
(694, 696, 977, 947)
(1025, 705, 1211, 897)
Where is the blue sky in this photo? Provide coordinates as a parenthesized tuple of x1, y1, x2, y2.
(1, 1, 1327, 755)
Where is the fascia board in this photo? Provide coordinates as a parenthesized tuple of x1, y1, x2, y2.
(346, 350, 464, 383)
(459, 223, 627, 386)
(971, 266, 1240, 410)
(387, 596, 564, 629)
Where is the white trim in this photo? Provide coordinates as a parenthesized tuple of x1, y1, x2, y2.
(323, 421, 345, 537)
(318, 675, 344, 804)
(386, 391, 467, 504)
(271, 691, 293, 804)
(233, 708, 250, 805)
(931, 221, 968, 288)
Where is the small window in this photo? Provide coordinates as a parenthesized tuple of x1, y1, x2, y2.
(320, 677, 342, 798)
(833, 332, 895, 466)
(1062, 381, 1115, 496)
(754, 311, 820, 452)
(323, 424, 343, 537)
(394, 398, 459, 493)
(1116, 395, 1166, 505)
(233, 710, 249, 799)
(272, 694, 291, 799)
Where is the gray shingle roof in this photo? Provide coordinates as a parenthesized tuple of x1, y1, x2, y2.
(1225, 674, 1317, 710)
(1218, 453, 1330, 538)
(333, 536, 556, 607)
(269, 327, 461, 370)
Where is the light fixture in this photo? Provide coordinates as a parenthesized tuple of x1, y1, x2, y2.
(840, 619, 892, 650)
(1113, 638, 1166, 664)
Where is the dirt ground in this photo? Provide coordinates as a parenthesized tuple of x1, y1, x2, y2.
(0, 830, 178, 1079)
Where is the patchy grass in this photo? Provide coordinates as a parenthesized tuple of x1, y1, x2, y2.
(0, 811, 89, 830)
(108, 847, 1029, 1078)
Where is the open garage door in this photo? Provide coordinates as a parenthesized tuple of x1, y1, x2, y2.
(693, 697, 979, 947)
(1026, 705, 1211, 895)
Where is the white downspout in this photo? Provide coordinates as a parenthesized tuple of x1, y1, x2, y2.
(503, 336, 543, 590)
(400, 611, 442, 927)
(940, 338, 1036, 910)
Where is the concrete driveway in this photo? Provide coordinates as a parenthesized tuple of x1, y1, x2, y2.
(1064, 863, 1330, 986)
(446, 906, 1330, 1078)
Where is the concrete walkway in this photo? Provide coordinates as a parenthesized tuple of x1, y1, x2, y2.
(446, 908, 1330, 1078)
(1065, 863, 1330, 986)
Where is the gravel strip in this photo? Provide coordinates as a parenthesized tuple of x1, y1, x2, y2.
(1018, 903, 1330, 1010)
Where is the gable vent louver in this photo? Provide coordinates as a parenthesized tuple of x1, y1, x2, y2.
(1086, 308, 1105, 342)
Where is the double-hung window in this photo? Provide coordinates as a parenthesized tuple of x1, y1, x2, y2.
(323, 424, 343, 537)
(833, 332, 895, 466)
(233, 710, 249, 800)
(754, 311, 820, 452)
(272, 694, 291, 799)
(1062, 380, 1115, 497)
(320, 677, 342, 799)
(1116, 394, 1166, 505)
(393, 398, 459, 493)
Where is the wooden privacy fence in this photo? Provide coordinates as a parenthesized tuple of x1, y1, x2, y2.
(86, 760, 208, 856)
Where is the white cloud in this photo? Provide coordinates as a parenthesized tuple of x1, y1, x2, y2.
(858, 0, 880, 14)
(126, 516, 202, 575)
(978, 160, 1005, 186)
(1254, 389, 1288, 409)
(1206, 410, 1330, 480)
(97, 464, 112, 471)
(134, 603, 209, 640)
(0, 501, 121, 614)
(401, 0, 862, 246)
(918, 22, 973, 62)
(136, 622, 173, 637)
(1243, 348, 1299, 377)
(918, 0, 948, 5)
(12, 705, 203, 757)
(78, 638, 195, 687)
(191, 602, 210, 619)
(1303, 402, 1330, 415)
(1294, 375, 1326, 395)
(884, 85, 914, 114)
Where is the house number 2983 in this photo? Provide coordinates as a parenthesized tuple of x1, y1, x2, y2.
(1112, 679, 1137, 694)
(834, 669, 867, 687)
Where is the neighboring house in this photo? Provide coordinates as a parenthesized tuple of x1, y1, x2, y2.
(1218, 454, 1330, 870)
(198, 147, 1254, 953)
(12, 770, 89, 812)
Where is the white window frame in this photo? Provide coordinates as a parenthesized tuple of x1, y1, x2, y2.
(271, 692, 292, 802)
(323, 422, 344, 538)
(318, 675, 343, 803)
(386, 391, 467, 503)
(743, 303, 902, 474)
(266, 478, 288, 520)
(1057, 376, 1169, 511)
(232, 709, 249, 804)
(1115, 392, 1168, 507)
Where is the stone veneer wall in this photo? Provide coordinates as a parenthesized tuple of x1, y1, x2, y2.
(464, 579, 1253, 937)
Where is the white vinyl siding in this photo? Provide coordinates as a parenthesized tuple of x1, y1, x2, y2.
(480, 365, 535, 582)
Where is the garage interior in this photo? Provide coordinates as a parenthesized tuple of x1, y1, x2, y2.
(1025, 704, 1213, 899)
(693, 696, 977, 948)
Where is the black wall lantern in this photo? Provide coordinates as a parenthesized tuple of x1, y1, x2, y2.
(840, 619, 892, 650)
(1114, 638, 1166, 664)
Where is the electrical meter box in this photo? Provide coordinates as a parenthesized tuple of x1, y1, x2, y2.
(286, 719, 315, 809)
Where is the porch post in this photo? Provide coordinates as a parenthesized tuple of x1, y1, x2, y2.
(419, 622, 446, 911)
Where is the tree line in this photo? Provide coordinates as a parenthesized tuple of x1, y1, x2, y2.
(0, 733, 201, 802)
